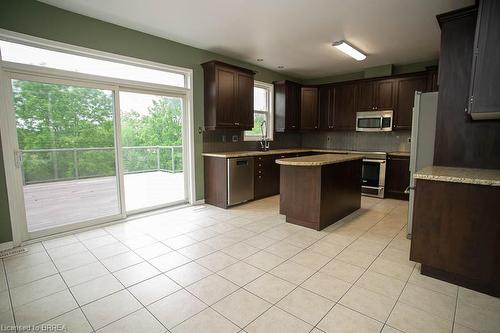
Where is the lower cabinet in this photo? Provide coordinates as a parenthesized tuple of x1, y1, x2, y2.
(254, 155, 280, 199)
(385, 155, 410, 200)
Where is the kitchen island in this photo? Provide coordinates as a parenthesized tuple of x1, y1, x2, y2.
(276, 154, 363, 231)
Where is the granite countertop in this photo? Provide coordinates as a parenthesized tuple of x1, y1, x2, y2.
(202, 148, 349, 158)
(414, 166, 500, 186)
(388, 151, 410, 157)
(275, 154, 364, 166)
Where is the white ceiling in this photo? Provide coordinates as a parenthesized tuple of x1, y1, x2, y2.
(39, 0, 474, 79)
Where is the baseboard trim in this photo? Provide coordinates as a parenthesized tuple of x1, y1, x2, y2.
(0, 241, 14, 251)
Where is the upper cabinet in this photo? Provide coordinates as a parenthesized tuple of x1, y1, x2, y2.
(274, 80, 300, 132)
(333, 82, 358, 131)
(468, 0, 500, 120)
(394, 75, 428, 130)
(358, 79, 396, 112)
(202, 61, 255, 130)
(319, 85, 334, 130)
(300, 87, 319, 130)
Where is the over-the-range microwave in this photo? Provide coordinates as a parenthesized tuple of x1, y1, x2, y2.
(356, 110, 393, 132)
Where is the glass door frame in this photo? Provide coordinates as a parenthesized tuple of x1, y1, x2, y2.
(118, 87, 189, 216)
(0, 71, 127, 241)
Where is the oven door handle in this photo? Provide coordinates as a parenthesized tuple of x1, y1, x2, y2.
(363, 159, 386, 163)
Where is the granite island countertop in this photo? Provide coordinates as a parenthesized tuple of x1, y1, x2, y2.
(275, 154, 364, 166)
(414, 166, 500, 186)
(201, 148, 349, 158)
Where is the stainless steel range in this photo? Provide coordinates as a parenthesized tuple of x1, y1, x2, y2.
(355, 151, 387, 198)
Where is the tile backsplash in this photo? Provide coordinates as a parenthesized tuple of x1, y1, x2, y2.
(203, 129, 410, 153)
(203, 130, 302, 152)
(301, 130, 411, 152)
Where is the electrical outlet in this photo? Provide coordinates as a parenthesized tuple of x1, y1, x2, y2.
(232, 135, 239, 142)
(221, 135, 226, 142)
(408, 137, 411, 143)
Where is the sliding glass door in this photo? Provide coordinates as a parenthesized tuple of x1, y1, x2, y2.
(11, 78, 122, 232)
(119, 91, 186, 212)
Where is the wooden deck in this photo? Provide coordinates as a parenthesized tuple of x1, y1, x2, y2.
(24, 171, 185, 231)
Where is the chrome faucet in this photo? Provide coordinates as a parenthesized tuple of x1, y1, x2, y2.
(259, 120, 270, 151)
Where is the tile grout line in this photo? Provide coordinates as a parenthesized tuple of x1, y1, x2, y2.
(1, 258, 18, 333)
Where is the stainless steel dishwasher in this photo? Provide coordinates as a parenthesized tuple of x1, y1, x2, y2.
(227, 157, 254, 206)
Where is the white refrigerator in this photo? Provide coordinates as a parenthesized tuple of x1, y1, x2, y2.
(407, 91, 439, 238)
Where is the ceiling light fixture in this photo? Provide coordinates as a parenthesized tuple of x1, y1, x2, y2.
(332, 41, 366, 61)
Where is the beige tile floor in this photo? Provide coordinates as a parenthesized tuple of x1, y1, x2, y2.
(1, 196, 499, 333)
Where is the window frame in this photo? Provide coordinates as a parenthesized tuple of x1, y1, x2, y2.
(244, 80, 274, 141)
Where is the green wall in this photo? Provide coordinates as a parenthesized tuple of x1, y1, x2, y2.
(0, 0, 299, 242)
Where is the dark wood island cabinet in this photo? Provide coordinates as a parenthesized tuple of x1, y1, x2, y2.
(277, 154, 363, 231)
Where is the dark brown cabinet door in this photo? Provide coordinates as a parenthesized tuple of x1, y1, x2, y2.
(375, 79, 396, 110)
(300, 87, 319, 130)
(468, 0, 500, 119)
(215, 67, 237, 127)
(333, 83, 357, 130)
(395, 76, 427, 130)
(358, 81, 376, 111)
(274, 80, 300, 132)
(319, 86, 335, 130)
(202, 61, 255, 130)
(254, 155, 280, 199)
(385, 155, 410, 200)
(236, 72, 254, 128)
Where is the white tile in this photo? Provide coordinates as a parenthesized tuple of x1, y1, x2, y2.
(7, 261, 58, 288)
(335, 248, 376, 269)
(221, 242, 260, 260)
(46, 242, 88, 259)
(81, 235, 118, 249)
(387, 302, 452, 333)
(244, 273, 296, 304)
(213, 289, 271, 328)
(14, 290, 78, 326)
(399, 283, 456, 323)
(270, 261, 315, 285)
(90, 242, 129, 260)
(408, 267, 458, 297)
(10, 274, 67, 308)
(187, 274, 239, 305)
(196, 251, 239, 272)
(301, 272, 351, 302)
(150, 251, 191, 272)
(318, 304, 383, 333)
(134, 242, 171, 260)
(121, 234, 157, 250)
(218, 262, 265, 286)
(70, 274, 123, 305)
(81, 290, 141, 330)
(340, 285, 396, 322)
(114, 262, 160, 287)
(148, 289, 206, 329)
(355, 270, 406, 300)
(75, 228, 108, 241)
(4, 251, 52, 273)
(455, 288, 500, 333)
(245, 306, 312, 333)
(244, 251, 285, 271)
(44, 308, 92, 333)
(171, 308, 239, 333)
(277, 287, 334, 325)
(162, 235, 197, 250)
(96, 308, 165, 333)
(42, 235, 79, 249)
(128, 274, 181, 305)
(177, 243, 216, 260)
(290, 250, 330, 270)
(53, 251, 97, 272)
(369, 257, 414, 281)
(265, 241, 303, 259)
(320, 259, 365, 284)
(61, 261, 109, 287)
(165, 262, 212, 287)
(101, 251, 143, 272)
(308, 240, 345, 257)
(244, 234, 277, 249)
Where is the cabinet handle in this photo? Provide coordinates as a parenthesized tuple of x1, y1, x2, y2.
(234, 122, 240, 125)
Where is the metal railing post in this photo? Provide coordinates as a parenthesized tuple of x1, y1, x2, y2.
(171, 147, 175, 173)
(156, 146, 160, 171)
(73, 148, 79, 179)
